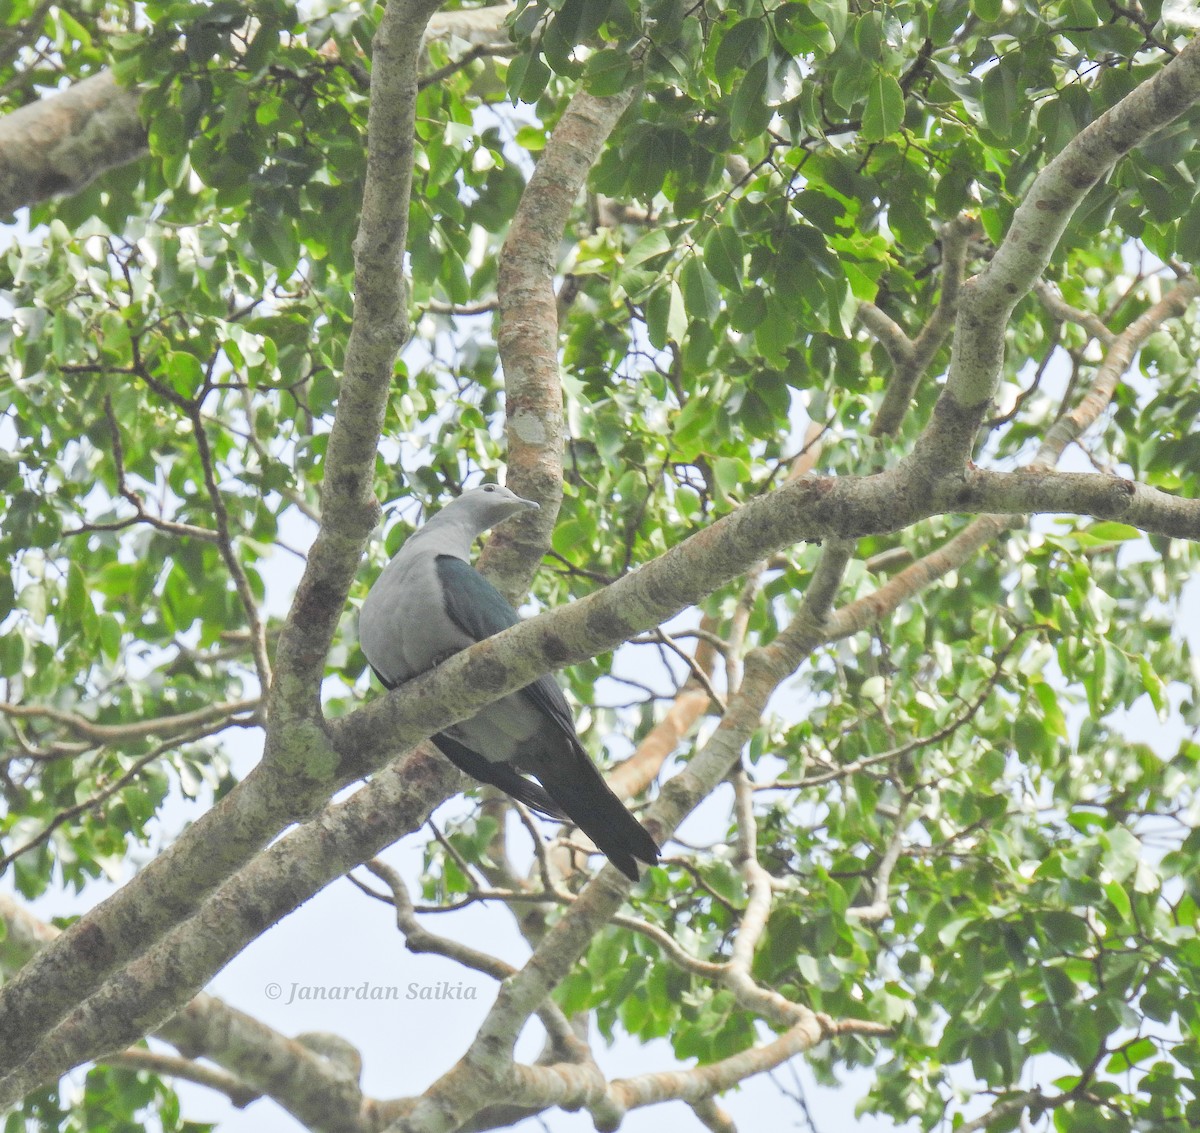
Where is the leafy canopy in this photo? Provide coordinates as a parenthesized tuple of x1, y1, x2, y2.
(2, 1, 1200, 1130)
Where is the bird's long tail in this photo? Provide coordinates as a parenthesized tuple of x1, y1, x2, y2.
(532, 743, 660, 882)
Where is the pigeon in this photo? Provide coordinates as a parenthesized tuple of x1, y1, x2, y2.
(359, 484, 660, 880)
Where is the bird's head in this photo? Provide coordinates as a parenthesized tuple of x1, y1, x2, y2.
(442, 483, 540, 533)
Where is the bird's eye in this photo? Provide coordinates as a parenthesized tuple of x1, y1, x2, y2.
(484, 485, 495, 492)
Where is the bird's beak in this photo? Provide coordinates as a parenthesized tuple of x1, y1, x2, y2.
(516, 496, 540, 511)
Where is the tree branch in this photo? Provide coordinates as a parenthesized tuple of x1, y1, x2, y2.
(871, 211, 978, 438)
(100, 1050, 260, 1111)
(1032, 276, 1199, 468)
(268, 0, 445, 719)
(0, 895, 369, 1133)
(0, 71, 145, 214)
(487, 86, 636, 594)
(0, 696, 259, 745)
(910, 37, 1200, 477)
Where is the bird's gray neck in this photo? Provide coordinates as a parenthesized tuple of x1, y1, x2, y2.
(403, 511, 478, 561)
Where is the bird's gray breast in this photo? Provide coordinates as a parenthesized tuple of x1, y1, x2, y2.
(357, 549, 542, 763)
(359, 552, 473, 686)
(360, 542, 547, 763)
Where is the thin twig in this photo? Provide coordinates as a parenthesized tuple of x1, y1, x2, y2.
(653, 628, 726, 712)
(102, 1049, 259, 1109)
(185, 396, 274, 695)
(0, 723, 229, 874)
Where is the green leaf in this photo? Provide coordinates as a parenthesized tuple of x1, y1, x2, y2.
(808, 0, 848, 44)
(775, 3, 836, 56)
(730, 286, 767, 331)
(679, 257, 721, 322)
(645, 281, 687, 349)
(0, 631, 25, 677)
(755, 294, 794, 365)
(714, 17, 770, 86)
(1176, 195, 1200, 261)
(63, 560, 87, 625)
(703, 226, 745, 292)
(0, 572, 14, 621)
(1138, 655, 1167, 716)
(165, 351, 205, 397)
(1104, 878, 1132, 922)
(981, 58, 1020, 140)
(584, 48, 633, 96)
(1084, 521, 1140, 542)
(624, 229, 673, 270)
(1105, 1037, 1155, 1074)
(1101, 827, 1141, 883)
(1032, 681, 1067, 738)
(730, 56, 772, 140)
(667, 279, 687, 345)
(506, 52, 552, 105)
(551, 0, 609, 48)
(862, 72, 904, 142)
(714, 456, 749, 497)
(99, 616, 122, 663)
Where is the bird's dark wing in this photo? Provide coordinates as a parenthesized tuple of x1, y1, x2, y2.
(434, 555, 523, 638)
(436, 556, 659, 881)
(366, 662, 567, 820)
(430, 732, 568, 821)
(435, 555, 587, 743)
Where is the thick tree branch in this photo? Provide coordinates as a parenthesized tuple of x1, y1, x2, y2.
(871, 211, 977, 437)
(691, 1097, 737, 1133)
(155, 1000, 369, 1133)
(486, 87, 636, 595)
(0, 895, 368, 1133)
(956, 469, 1198, 538)
(910, 36, 1200, 478)
(0, 71, 144, 214)
(269, 0, 445, 720)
